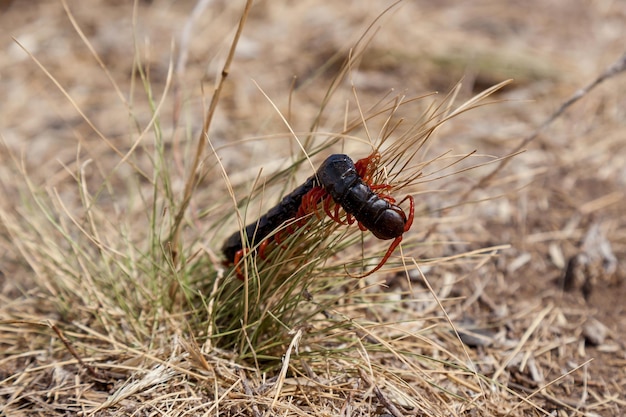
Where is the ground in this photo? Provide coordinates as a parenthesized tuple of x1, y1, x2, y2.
(1, 0, 625, 416)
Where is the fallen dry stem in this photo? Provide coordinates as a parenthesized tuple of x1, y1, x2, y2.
(461, 49, 626, 201)
(169, 0, 254, 261)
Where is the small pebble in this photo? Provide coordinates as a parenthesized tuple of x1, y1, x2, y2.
(583, 318, 608, 346)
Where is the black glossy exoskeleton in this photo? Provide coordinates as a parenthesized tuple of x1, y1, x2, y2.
(310, 154, 414, 277)
(221, 176, 316, 263)
(315, 154, 410, 240)
(222, 153, 414, 278)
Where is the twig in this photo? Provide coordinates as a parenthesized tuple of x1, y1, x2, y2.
(492, 304, 553, 381)
(505, 359, 594, 417)
(358, 368, 405, 417)
(271, 328, 302, 408)
(460, 50, 626, 202)
(239, 368, 263, 417)
(49, 321, 105, 380)
(168, 0, 254, 264)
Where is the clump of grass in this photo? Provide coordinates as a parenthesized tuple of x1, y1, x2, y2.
(196, 75, 514, 365)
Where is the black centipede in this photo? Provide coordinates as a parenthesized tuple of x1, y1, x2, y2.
(221, 153, 414, 277)
(221, 176, 316, 264)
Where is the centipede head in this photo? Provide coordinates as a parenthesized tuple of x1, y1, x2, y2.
(370, 204, 407, 240)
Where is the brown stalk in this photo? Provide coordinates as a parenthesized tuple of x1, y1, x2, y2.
(168, 0, 254, 265)
(459, 50, 626, 202)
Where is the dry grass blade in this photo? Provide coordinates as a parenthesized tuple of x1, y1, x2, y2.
(460, 50, 626, 201)
(10, 40, 149, 181)
(359, 367, 405, 417)
(169, 0, 254, 263)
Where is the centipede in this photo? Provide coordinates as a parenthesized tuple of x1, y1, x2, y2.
(220, 176, 316, 264)
(221, 152, 414, 278)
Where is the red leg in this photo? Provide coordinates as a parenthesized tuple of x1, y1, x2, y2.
(295, 198, 310, 226)
(323, 194, 335, 220)
(350, 235, 403, 279)
(355, 152, 381, 182)
(233, 248, 247, 280)
(399, 195, 415, 231)
(260, 228, 288, 259)
(356, 153, 396, 206)
(297, 190, 311, 218)
(274, 220, 294, 244)
(370, 183, 392, 193)
(349, 195, 414, 279)
(310, 193, 324, 220)
(324, 196, 349, 225)
(333, 200, 344, 223)
(297, 186, 331, 229)
(298, 187, 324, 220)
(282, 221, 295, 237)
(354, 155, 368, 177)
(258, 238, 271, 259)
(375, 191, 396, 204)
(312, 188, 327, 219)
